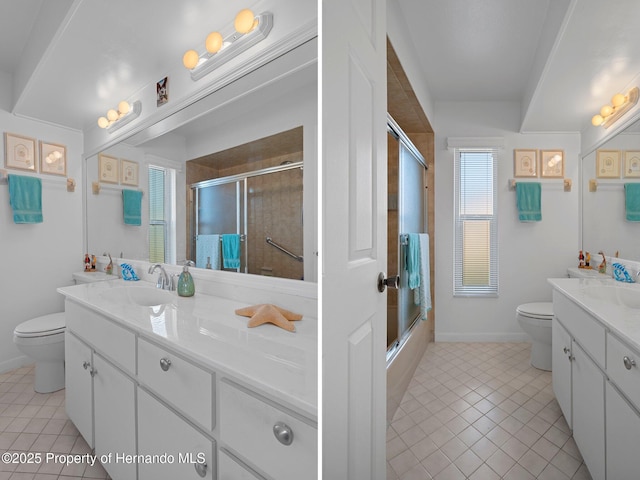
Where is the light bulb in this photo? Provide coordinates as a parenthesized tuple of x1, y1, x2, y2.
(107, 109, 119, 121)
(118, 101, 130, 115)
(600, 105, 613, 117)
(592, 114, 604, 126)
(206, 32, 223, 53)
(234, 9, 255, 34)
(98, 117, 109, 128)
(183, 50, 199, 69)
(612, 93, 626, 107)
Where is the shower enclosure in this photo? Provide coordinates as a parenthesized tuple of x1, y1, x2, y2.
(386, 116, 429, 423)
(189, 162, 304, 280)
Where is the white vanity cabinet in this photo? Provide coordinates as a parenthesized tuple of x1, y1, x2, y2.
(552, 290, 606, 480)
(64, 301, 137, 480)
(59, 279, 318, 480)
(550, 279, 640, 480)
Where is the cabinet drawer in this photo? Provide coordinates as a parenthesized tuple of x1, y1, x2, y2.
(219, 450, 265, 479)
(607, 333, 640, 411)
(553, 291, 606, 368)
(65, 301, 135, 374)
(220, 380, 317, 480)
(138, 388, 215, 480)
(137, 338, 214, 431)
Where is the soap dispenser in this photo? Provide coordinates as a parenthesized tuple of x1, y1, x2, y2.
(177, 260, 195, 297)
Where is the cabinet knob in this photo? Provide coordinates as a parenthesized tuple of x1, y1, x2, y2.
(90, 368, 97, 377)
(623, 356, 636, 370)
(273, 421, 294, 446)
(159, 358, 172, 372)
(82, 361, 91, 370)
(563, 347, 569, 355)
(194, 461, 207, 477)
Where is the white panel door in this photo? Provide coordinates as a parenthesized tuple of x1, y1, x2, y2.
(64, 332, 93, 448)
(322, 0, 387, 477)
(551, 319, 572, 429)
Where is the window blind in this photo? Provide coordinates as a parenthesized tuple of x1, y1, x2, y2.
(148, 166, 166, 264)
(454, 149, 498, 296)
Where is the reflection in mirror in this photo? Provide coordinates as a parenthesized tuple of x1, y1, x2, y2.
(85, 58, 317, 281)
(582, 119, 640, 261)
(187, 127, 304, 280)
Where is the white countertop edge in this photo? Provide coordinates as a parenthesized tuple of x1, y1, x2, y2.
(548, 277, 640, 353)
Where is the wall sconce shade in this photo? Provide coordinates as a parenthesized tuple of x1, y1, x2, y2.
(592, 87, 639, 128)
(184, 11, 273, 81)
(97, 100, 142, 133)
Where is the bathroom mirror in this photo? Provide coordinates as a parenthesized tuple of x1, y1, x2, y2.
(85, 56, 317, 281)
(582, 117, 640, 261)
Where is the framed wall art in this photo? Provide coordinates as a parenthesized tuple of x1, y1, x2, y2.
(514, 149, 538, 177)
(596, 149, 621, 178)
(98, 153, 119, 183)
(40, 141, 67, 176)
(121, 159, 139, 186)
(624, 150, 640, 178)
(4, 132, 37, 172)
(540, 150, 564, 178)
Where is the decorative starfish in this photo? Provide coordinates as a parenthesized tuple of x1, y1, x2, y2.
(235, 304, 303, 332)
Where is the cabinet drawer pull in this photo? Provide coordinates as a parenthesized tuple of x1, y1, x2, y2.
(623, 356, 636, 370)
(273, 421, 294, 446)
(194, 461, 207, 477)
(159, 358, 172, 372)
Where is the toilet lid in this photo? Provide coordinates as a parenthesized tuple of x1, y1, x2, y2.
(517, 302, 553, 319)
(14, 313, 65, 337)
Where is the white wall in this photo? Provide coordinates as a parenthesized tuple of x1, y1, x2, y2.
(0, 112, 83, 371)
(434, 101, 580, 341)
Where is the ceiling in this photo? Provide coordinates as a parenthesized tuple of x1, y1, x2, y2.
(2, 0, 640, 135)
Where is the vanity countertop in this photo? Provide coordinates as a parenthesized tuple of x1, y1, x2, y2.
(548, 277, 640, 352)
(58, 279, 317, 419)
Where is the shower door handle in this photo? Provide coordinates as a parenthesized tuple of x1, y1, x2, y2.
(377, 272, 400, 292)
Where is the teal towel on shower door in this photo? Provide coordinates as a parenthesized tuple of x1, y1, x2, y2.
(8, 174, 42, 224)
(516, 182, 542, 222)
(406, 233, 421, 290)
(222, 234, 241, 269)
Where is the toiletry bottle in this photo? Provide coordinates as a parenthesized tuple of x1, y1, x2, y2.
(177, 260, 195, 297)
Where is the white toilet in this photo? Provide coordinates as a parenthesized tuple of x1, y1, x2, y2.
(517, 302, 553, 371)
(13, 312, 66, 393)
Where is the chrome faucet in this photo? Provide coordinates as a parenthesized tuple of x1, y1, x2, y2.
(148, 264, 172, 290)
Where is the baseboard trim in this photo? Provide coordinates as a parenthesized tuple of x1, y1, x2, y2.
(0, 356, 32, 374)
(435, 332, 529, 343)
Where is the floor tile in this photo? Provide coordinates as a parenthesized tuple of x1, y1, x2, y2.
(387, 343, 591, 480)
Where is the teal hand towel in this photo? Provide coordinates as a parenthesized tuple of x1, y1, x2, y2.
(406, 233, 421, 290)
(516, 182, 541, 222)
(222, 234, 241, 269)
(625, 183, 640, 221)
(122, 189, 142, 226)
(8, 174, 42, 224)
(418, 233, 432, 320)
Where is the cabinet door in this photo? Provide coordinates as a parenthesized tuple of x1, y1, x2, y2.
(138, 388, 215, 480)
(572, 341, 605, 480)
(64, 332, 93, 447)
(606, 381, 640, 480)
(552, 319, 572, 429)
(93, 353, 136, 480)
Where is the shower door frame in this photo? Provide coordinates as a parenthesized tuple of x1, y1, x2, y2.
(386, 115, 428, 361)
(189, 161, 303, 273)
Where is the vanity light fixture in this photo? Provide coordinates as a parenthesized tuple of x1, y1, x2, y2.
(97, 100, 142, 133)
(182, 8, 273, 81)
(591, 87, 639, 128)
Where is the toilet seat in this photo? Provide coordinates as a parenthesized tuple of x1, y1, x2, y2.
(516, 302, 553, 320)
(14, 312, 65, 338)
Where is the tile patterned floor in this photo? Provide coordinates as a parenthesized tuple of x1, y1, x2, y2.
(0, 365, 110, 480)
(387, 342, 593, 480)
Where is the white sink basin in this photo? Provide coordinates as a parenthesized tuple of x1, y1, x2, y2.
(582, 284, 640, 309)
(101, 286, 175, 307)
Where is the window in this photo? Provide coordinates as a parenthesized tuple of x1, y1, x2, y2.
(453, 148, 498, 296)
(148, 165, 176, 264)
